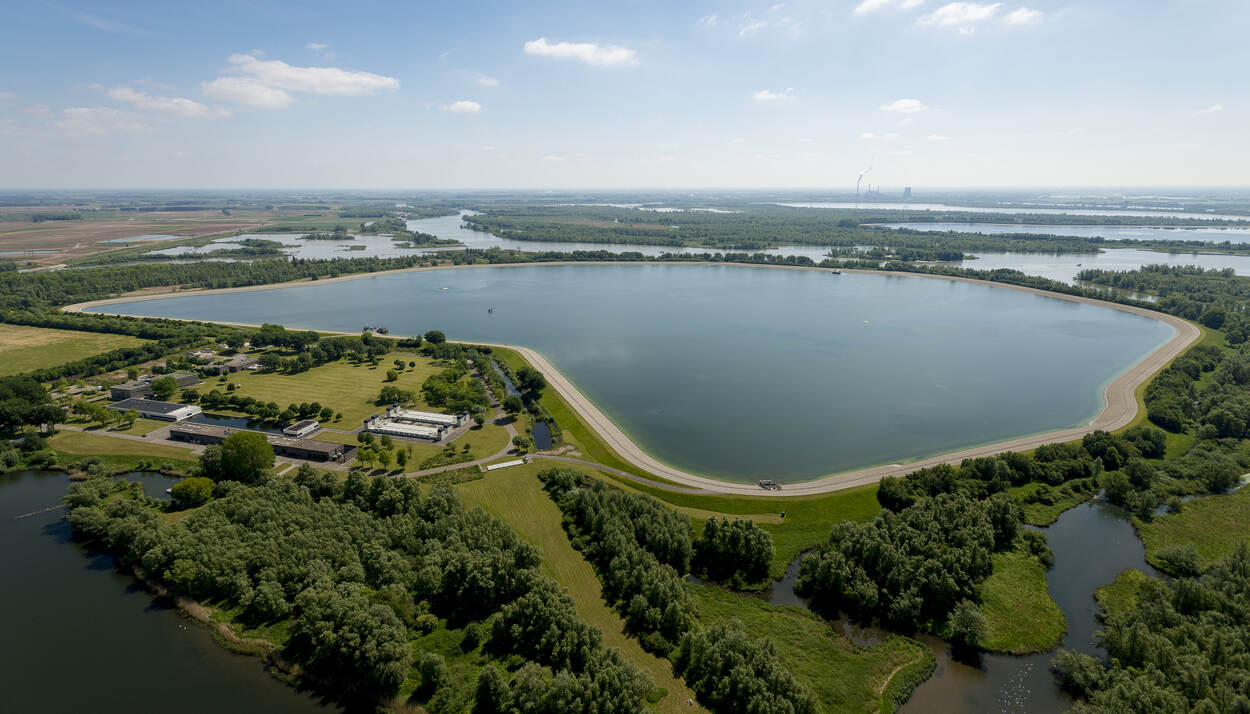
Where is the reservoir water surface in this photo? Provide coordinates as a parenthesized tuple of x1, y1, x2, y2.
(90, 264, 1175, 482)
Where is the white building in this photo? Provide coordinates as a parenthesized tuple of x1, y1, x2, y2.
(106, 398, 203, 422)
(385, 405, 464, 428)
(363, 415, 444, 441)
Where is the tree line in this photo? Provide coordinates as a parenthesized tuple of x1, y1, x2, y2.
(65, 468, 655, 710)
(538, 467, 808, 713)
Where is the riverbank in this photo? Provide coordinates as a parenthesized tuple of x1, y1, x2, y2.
(64, 260, 1200, 497)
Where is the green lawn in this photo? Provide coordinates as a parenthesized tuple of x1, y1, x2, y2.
(48, 429, 199, 473)
(454, 462, 702, 714)
(214, 357, 443, 425)
(0, 324, 145, 376)
(1134, 484, 1250, 574)
(98, 418, 168, 436)
(688, 584, 933, 713)
(977, 551, 1066, 654)
(320, 420, 513, 471)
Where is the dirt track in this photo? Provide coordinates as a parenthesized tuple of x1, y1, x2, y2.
(65, 262, 1201, 496)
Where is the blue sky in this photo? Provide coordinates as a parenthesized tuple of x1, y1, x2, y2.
(0, 0, 1244, 189)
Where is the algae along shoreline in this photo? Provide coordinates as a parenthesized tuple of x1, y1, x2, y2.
(71, 262, 1195, 494)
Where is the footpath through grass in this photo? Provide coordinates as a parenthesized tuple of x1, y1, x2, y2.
(977, 550, 1066, 654)
(0, 323, 145, 376)
(454, 462, 702, 714)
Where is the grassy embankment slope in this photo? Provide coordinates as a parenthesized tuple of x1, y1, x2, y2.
(0, 323, 145, 376)
(456, 461, 932, 713)
(47, 430, 199, 473)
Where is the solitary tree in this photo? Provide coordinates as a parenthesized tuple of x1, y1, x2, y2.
(170, 477, 215, 508)
(220, 431, 274, 483)
(150, 376, 178, 401)
(424, 330, 446, 345)
(122, 408, 139, 429)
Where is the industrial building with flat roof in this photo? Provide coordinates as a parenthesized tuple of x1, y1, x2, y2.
(107, 398, 202, 422)
(364, 415, 444, 441)
(167, 423, 354, 463)
(109, 372, 199, 401)
(385, 405, 465, 428)
(282, 419, 320, 438)
(204, 354, 262, 375)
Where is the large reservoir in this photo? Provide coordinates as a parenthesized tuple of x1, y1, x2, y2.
(89, 264, 1176, 482)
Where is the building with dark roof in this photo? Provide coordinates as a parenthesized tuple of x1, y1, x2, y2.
(167, 423, 353, 463)
(109, 372, 199, 401)
(106, 398, 203, 422)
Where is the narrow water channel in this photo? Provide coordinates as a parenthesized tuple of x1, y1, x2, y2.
(762, 498, 1155, 713)
(0, 471, 333, 714)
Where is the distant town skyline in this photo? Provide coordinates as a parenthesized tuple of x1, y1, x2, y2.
(0, 0, 1244, 189)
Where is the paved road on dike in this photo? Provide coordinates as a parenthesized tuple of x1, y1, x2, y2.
(67, 263, 1202, 497)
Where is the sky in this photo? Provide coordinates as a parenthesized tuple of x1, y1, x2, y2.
(0, 0, 1245, 190)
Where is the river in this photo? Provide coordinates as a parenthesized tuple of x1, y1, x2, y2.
(0, 470, 331, 713)
(878, 222, 1250, 243)
(762, 497, 1155, 713)
(87, 264, 1175, 483)
(778, 202, 1250, 221)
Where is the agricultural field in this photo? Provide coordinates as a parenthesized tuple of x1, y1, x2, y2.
(0, 324, 146, 376)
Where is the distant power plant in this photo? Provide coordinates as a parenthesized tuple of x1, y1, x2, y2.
(903, 187, 912, 200)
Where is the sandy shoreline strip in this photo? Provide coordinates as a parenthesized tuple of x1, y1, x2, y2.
(64, 261, 1200, 497)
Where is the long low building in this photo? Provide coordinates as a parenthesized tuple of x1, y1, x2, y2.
(167, 423, 355, 463)
(107, 398, 202, 422)
(364, 415, 444, 441)
(385, 405, 464, 428)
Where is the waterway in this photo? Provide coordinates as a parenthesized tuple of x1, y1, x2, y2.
(960, 248, 1250, 284)
(879, 222, 1250, 243)
(87, 264, 1175, 483)
(0, 470, 330, 713)
(762, 498, 1156, 713)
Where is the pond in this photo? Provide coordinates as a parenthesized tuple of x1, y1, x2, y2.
(0, 470, 331, 713)
(88, 263, 1175, 483)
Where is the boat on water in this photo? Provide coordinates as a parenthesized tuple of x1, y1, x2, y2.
(830, 269, 841, 274)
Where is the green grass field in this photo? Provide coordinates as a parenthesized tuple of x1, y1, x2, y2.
(98, 418, 168, 436)
(977, 551, 1066, 654)
(48, 429, 199, 473)
(454, 462, 702, 713)
(1134, 484, 1250, 574)
(214, 357, 442, 425)
(0, 324, 145, 376)
(688, 584, 933, 713)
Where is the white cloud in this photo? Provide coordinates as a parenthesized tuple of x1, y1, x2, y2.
(541, 154, 566, 161)
(442, 100, 482, 113)
(889, 150, 913, 156)
(0, 91, 15, 100)
(854, 0, 925, 14)
(201, 53, 398, 108)
(861, 132, 902, 139)
(920, 3, 1002, 28)
(753, 88, 795, 102)
(1196, 104, 1224, 115)
(523, 38, 638, 67)
(55, 107, 153, 135)
(698, 14, 719, 28)
(474, 74, 500, 87)
(306, 42, 328, 51)
(899, 117, 914, 125)
(860, 132, 876, 139)
(224, 53, 398, 95)
(64, 9, 145, 35)
(725, 137, 748, 144)
(1004, 7, 1042, 25)
(738, 19, 767, 36)
(880, 98, 927, 113)
(202, 77, 295, 107)
(104, 86, 228, 118)
(927, 133, 950, 141)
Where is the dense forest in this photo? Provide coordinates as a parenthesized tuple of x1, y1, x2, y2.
(1053, 544, 1250, 713)
(66, 469, 655, 711)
